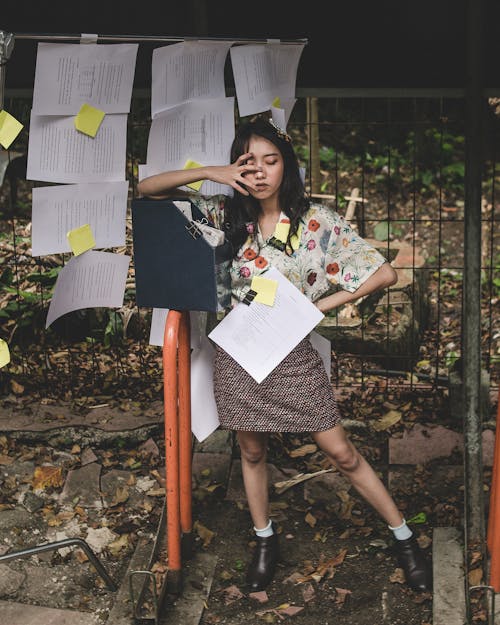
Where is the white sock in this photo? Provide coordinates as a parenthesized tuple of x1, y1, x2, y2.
(388, 518, 413, 541)
(254, 520, 274, 538)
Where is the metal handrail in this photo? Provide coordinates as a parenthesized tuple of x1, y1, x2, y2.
(163, 309, 192, 594)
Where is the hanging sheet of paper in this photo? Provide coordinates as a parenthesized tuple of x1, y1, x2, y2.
(208, 267, 324, 383)
(145, 98, 235, 196)
(46, 251, 130, 328)
(151, 40, 233, 118)
(309, 330, 332, 380)
(149, 309, 220, 442)
(32, 42, 138, 114)
(230, 42, 305, 117)
(31, 181, 128, 256)
(27, 112, 128, 183)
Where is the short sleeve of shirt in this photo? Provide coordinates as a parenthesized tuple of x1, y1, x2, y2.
(189, 194, 227, 229)
(323, 212, 387, 293)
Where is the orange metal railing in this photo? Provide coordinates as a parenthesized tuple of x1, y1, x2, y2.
(162, 309, 192, 593)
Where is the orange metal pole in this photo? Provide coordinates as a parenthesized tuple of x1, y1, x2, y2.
(487, 387, 500, 591)
(163, 310, 182, 583)
(178, 311, 193, 537)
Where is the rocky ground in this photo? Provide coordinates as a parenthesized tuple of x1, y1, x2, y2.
(0, 383, 496, 624)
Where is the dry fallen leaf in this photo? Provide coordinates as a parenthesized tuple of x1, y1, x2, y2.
(301, 582, 316, 602)
(295, 549, 347, 584)
(274, 468, 333, 495)
(468, 567, 483, 586)
(279, 605, 304, 616)
(0, 454, 14, 465)
(334, 587, 352, 605)
(371, 409, 402, 431)
(146, 488, 165, 497)
(389, 567, 406, 584)
(194, 520, 215, 547)
(108, 534, 129, 556)
(75, 549, 89, 563)
(33, 465, 64, 490)
(417, 534, 432, 549)
(282, 571, 303, 585)
(288, 444, 317, 458)
(10, 380, 24, 394)
(249, 590, 269, 603)
(221, 584, 244, 605)
(304, 512, 317, 528)
(110, 486, 129, 507)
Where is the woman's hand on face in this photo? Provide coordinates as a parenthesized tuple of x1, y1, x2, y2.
(208, 153, 262, 196)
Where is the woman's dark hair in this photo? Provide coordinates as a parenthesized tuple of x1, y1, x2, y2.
(224, 117, 310, 257)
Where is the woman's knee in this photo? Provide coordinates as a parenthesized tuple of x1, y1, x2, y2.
(332, 444, 361, 472)
(237, 432, 267, 465)
(315, 434, 360, 473)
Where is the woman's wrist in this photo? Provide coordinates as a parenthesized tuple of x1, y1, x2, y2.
(314, 299, 326, 313)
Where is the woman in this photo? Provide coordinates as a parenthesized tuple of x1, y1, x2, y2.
(137, 117, 431, 594)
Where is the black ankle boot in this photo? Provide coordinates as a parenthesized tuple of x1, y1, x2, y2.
(246, 527, 280, 591)
(394, 535, 432, 592)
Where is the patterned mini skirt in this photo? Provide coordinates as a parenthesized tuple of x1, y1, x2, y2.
(213, 336, 342, 432)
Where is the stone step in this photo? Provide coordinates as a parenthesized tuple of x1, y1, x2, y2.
(432, 527, 466, 625)
(0, 600, 100, 625)
(389, 423, 494, 465)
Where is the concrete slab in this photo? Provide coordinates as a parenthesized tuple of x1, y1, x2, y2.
(389, 424, 494, 466)
(100, 469, 143, 508)
(0, 563, 25, 595)
(192, 452, 232, 488)
(105, 534, 157, 625)
(432, 527, 466, 625)
(193, 429, 232, 454)
(59, 463, 103, 509)
(303, 471, 352, 503)
(161, 552, 217, 625)
(0, 600, 100, 625)
(0, 400, 163, 434)
(1, 460, 35, 482)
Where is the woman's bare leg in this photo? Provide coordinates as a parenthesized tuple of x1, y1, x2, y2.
(312, 424, 403, 527)
(237, 430, 270, 529)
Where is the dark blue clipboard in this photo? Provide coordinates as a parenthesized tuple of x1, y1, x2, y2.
(131, 197, 231, 312)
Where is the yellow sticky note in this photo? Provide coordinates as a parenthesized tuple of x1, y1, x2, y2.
(251, 276, 278, 306)
(274, 222, 290, 242)
(74, 103, 105, 138)
(273, 222, 301, 251)
(0, 339, 10, 368)
(272, 97, 281, 107)
(67, 224, 96, 256)
(0, 110, 24, 149)
(183, 158, 204, 191)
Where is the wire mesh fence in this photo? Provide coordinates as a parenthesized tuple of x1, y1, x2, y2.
(0, 54, 498, 408)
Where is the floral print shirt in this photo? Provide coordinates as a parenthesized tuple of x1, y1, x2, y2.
(192, 194, 387, 307)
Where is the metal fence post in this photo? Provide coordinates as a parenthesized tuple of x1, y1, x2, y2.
(463, 0, 486, 549)
(0, 31, 14, 109)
